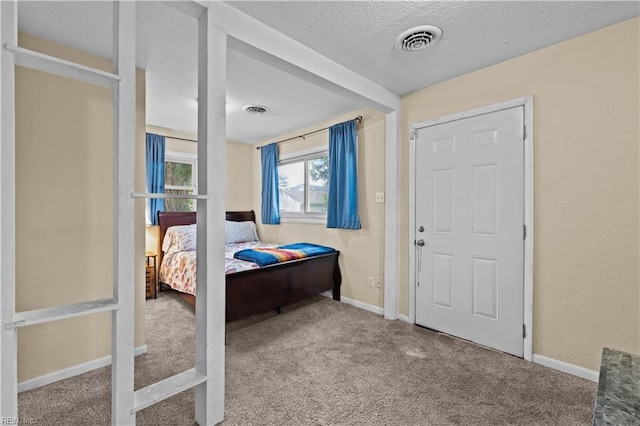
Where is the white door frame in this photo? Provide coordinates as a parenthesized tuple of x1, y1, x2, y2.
(408, 96, 534, 361)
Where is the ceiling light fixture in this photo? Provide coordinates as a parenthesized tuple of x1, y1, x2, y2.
(243, 105, 268, 115)
(394, 25, 443, 52)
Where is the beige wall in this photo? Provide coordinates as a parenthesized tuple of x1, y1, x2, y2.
(400, 18, 640, 371)
(251, 107, 387, 308)
(15, 34, 146, 382)
(226, 141, 254, 210)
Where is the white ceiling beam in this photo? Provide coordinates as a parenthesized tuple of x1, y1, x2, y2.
(162, 0, 206, 20)
(207, 1, 400, 113)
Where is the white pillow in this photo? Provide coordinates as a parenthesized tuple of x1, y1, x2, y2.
(225, 220, 259, 244)
(162, 224, 197, 254)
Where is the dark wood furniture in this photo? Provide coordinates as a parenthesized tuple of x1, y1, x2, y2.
(145, 252, 157, 299)
(157, 210, 341, 322)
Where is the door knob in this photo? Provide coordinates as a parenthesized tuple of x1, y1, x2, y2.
(416, 239, 425, 247)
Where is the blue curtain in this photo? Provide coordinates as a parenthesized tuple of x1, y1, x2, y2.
(327, 120, 361, 229)
(146, 133, 165, 226)
(261, 143, 280, 225)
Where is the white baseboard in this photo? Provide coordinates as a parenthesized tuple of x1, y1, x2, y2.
(340, 296, 384, 316)
(532, 354, 598, 382)
(320, 291, 384, 316)
(398, 314, 413, 324)
(18, 345, 148, 393)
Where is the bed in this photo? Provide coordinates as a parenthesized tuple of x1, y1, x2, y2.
(157, 210, 341, 322)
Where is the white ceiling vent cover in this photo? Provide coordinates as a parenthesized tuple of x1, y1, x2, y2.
(243, 105, 268, 115)
(395, 25, 443, 52)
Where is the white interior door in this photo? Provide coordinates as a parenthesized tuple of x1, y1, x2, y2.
(415, 107, 524, 357)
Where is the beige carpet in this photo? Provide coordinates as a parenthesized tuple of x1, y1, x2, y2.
(19, 292, 596, 425)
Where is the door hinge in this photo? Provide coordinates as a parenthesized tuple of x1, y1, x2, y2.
(522, 125, 527, 140)
(523, 324, 526, 338)
(523, 225, 527, 240)
(410, 128, 416, 140)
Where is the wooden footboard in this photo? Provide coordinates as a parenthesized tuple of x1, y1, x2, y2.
(225, 251, 341, 322)
(156, 210, 342, 323)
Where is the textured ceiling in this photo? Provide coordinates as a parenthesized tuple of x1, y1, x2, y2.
(228, 1, 640, 96)
(17, 1, 640, 143)
(17, 1, 364, 143)
(134, 1, 363, 143)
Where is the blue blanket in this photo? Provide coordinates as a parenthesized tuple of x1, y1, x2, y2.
(234, 243, 336, 267)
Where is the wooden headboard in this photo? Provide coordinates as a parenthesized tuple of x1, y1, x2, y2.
(225, 210, 256, 223)
(157, 210, 256, 267)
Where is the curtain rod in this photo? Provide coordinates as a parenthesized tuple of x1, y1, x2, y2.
(166, 135, 197, 143)
(256, 115, 363, 150)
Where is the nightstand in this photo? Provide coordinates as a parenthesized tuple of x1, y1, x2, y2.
(145, 251, 157, 299)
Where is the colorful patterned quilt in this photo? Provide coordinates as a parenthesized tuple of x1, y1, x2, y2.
(233, 243, 336, 267)
(159, 241, 277, 296)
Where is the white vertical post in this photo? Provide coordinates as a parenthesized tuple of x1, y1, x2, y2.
(523, 96, 534, 362)
(195, 6, 226, 425)
(408, 125, 417, 323)
(111, 1, 136, 424)
(0, 0, 18, 420)
(384, 110, 399, 320)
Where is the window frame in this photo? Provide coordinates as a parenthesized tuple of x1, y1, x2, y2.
(278, 146, 329, 224)
(164, 150, 198, 212)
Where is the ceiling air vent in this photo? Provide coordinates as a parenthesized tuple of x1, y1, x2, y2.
(243, 105, 268, 115)
(394, 25, 443, 52)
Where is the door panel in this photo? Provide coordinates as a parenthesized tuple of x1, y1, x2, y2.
(432, 252, 454, 310)
(471, 256, 499, 321)
(415, 107, 524, 357)
(432, 168, 454, 234)
(471, 163, 499, 236)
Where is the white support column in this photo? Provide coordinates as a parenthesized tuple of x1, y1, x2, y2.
(0, 0, 18, 420)
(384, 110, 400, 320)
(195, 6, 226, 426)
(111, 1, 136, 424)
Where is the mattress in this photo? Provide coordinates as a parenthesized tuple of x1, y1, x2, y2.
(158, 241, 278, 296)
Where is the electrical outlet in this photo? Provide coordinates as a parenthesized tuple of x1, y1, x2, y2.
(376, 277, 383, 289)
(375, 192, 385, 203)
(367, 276, 374, 288)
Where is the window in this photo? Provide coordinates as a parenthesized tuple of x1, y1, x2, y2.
(165, 151, 197, 212)
(278, 150, 329, 220)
